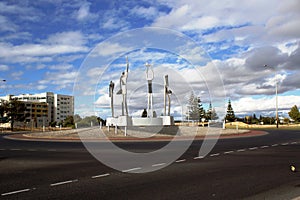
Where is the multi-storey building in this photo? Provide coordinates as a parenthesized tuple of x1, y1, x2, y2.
(0, 92, 74, 127)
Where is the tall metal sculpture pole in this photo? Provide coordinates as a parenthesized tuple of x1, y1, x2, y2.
(109, 80, 115, 117)
(117, 57, 129, 116)
(145, 62, 154, 118)
(164, 75, 172, 116)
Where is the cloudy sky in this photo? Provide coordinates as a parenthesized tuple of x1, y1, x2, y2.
(0, 0, 299, 119)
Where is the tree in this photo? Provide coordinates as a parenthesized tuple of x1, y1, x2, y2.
(225, 99, 235, 122)
(288, 105, 300, 122)
(206, 102, 218, 121)
(187, 92, 205, 121)
(210, 108, 219, 120)
(6, 99, 27, 131)
(63, 115, 75, 128)
(74, 114, 82, 123)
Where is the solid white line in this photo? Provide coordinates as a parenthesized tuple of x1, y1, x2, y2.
(260, 145, 269, 149)
(50, 179, 78, 187)
(122, 167, 142, 173)
(210, 153, 220, 157)
(175, 159, 186, 163)
(237, 149, 246, 152)
(249, 147, 258, 150)
(1, 188, 31, 196)
(271, 144, 278, 147)
(152, 163, 166, 167)
(224, 151, 234, 154)
(193, 156, 204, 159)
(92, 173, 110, 179)
(281, 143, 288, 146)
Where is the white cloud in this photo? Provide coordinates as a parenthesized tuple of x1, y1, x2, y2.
(91, 42, 131, 57)
(0, 65, 9, 71)
(130, 6, 160, 20)
(48, 64, 73, 71)
(232, 95, 300, 114)
(11, 71, 23, 80)
(45, 31, 87, 46)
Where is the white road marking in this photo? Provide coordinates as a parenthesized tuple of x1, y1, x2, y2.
(193, 156, 204, 160)
(249, 147, 258, 150)
(92, 173, 110, 179)
(50, 179, 78, 187)
(175, 159, 186, 163)
(237, 149, 246, 152)
(27, 149, 37, 151)
(210, 153, 220, 157)
(152, 163, 166, 167)
(260, 145, 269, 149)
(1, 188, 31, 196)
(122, 167, 142, 173)
(281, 143, 288, 146)
(224, 151, 234, 154)
(271, 144, 278, 147)
(291, 142, 297, 145)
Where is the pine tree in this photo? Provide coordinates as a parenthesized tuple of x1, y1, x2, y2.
(206, 102, 218, 121)
(225, 99, 235, 122)
(187, 92, 205, 122)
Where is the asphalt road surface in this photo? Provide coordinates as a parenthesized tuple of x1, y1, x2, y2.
(1, 129, 300, 200)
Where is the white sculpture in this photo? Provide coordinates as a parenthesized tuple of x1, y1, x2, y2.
(145, 62, 154, 118)
(109, 80, 115, 117)
(117, 57, 129, 116)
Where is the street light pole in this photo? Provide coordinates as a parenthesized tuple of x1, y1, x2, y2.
(264, 65, 279, 128)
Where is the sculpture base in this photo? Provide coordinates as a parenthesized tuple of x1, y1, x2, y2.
(107, 116, 132, 126)
(107, 116, 174, 127)
(132, 117, 163, 126)
(160, 116, 174, 126)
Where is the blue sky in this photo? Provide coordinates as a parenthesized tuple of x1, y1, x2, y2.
(0, 0, 299, 118)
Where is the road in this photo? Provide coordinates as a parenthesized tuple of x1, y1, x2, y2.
(1, 129, 300, 199)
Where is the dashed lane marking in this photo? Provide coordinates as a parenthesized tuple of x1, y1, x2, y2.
(291, 142, 297, 145)
(271, 144, 278, 147)
(10, 149, 21, 151)
(121, 167, 142, 173)
(237, 149, 246, 152)
(249, 147, 258, 150)
(224, 151, 234, 154)
(91, 173, 110, 179)
(152, 163, 166, 167)
(50, 179, 78, 187)
(175, 159, 186, 163)
(193, 156, 204, 160)
(210, 153, 220, 157)
(1, 188, 31, 196)
(281, 143, 289, 146)
(260, 145, 269, 149)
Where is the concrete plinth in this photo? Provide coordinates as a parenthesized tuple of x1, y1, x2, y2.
(132, 117, 163, 126)
(160, 116, 174, 126)
(107, 116, 132, 127)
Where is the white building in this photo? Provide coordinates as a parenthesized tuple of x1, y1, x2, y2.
(0, 92, 74, 126)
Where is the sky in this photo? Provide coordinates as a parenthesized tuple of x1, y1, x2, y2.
(0, 0, 299, 119)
